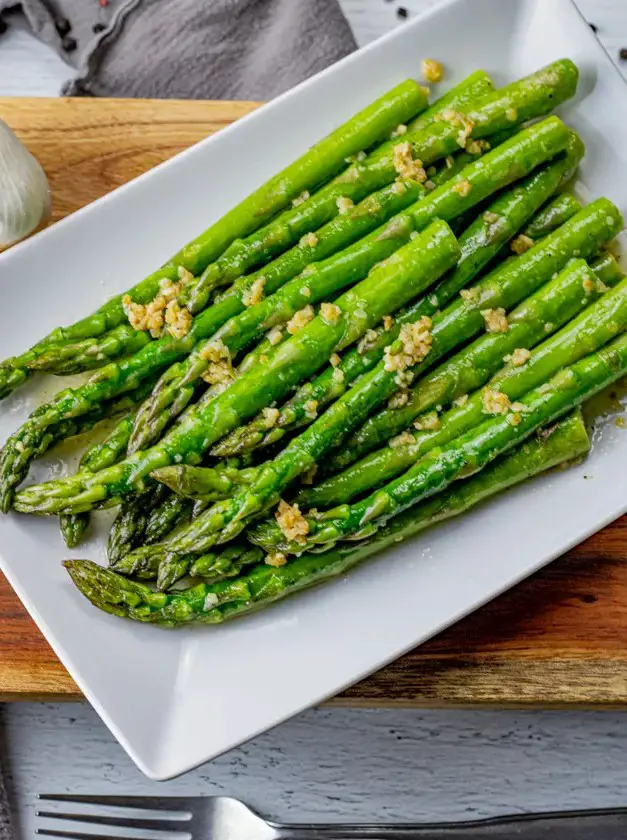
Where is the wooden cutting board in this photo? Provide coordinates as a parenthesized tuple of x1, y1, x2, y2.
(2, 96, 627, 706)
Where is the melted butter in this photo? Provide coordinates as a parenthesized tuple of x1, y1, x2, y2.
(582, 374, 627, 446)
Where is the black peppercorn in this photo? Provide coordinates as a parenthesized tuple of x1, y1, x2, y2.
(92, 22, 106, 33)
(396, 6, 408, 19)
(62, 35, 77, 53)
(55, 17, 72, 37)
(620, 48, 627, 61)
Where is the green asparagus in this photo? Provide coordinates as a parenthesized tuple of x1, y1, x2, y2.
(330, 257, 623, 471)
(12, 220, 460, 516)
(300, 258, 626, 507)
(523, 193, 582, 239)
(209, 150, 586, 461)
(252, 331, 627, 554)
(185, 60, 579, 314)
(133, 120, 574, 453)
(0, 79, 427, 393)
(152, 464, 258, 502)
(128, 177, 426, 451)
(64, 411, 589, 624)
(131, 198, 623, 587)
(407, 70, 494, 132)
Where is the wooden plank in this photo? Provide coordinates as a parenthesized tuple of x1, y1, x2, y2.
(0, 96, 626, 706)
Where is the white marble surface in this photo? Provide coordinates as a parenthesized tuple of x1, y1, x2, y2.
(2, 0, 627, 834)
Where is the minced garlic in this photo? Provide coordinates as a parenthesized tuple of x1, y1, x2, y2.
(422, 58, 443, 83)
(267, 326, 283, 346)
(292, 191, 310, 207)
(511, 347, 531, 366)
(336, 196, 354, 215)
(482, 307, 509, 334)
(332, 367, 345, 384)
(265, 552, 288, 567)
(482, 387, 511, 415)
(511, 234, 535, 255)
(300, 232, 319, 248)
(452, 179, 472, 198)
(287, 304, 315, 335)
(392, 142, 427, 182)
(388, 390, 409, 409)
(275, 499, 309, 545)
(164, 300, 192, 340)
(304, 399, 319, 419)
(330, 353, 341, 368)
(123, 276, 190, 340)
(389, 431, 415, 448)
(242, 276, 266, 307)
(357, 328, 380, 355)
(177, 266, 195, 284)
(414, 411, 440, 431)
(392, 181, 407, 195)
(383, 315, 394, 331)
(391, 123, 408, 138)
(460, 287, 479, 303)
(262, 407, 280, 429)
(383, 317, 432, 374)
(483, 211, 500, 225)
(320, 302, 342, 324)
(454, 394, 469, 407)
(199, 339, 233, 385)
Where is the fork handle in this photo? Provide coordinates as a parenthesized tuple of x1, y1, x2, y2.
(272, 808, 627, 839)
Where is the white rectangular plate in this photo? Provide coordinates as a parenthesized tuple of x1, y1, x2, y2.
(1, 0, 626, 781)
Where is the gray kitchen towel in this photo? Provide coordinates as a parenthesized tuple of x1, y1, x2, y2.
(0, 759, 12, 840)
(0, 0, 357, 99)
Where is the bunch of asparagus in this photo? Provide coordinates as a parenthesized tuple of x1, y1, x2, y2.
(3, 59, 627, 626)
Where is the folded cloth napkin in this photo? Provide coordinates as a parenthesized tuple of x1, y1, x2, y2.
(0, 0, 357, 99)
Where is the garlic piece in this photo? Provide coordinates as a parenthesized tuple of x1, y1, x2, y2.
(0, 119, 50, 248)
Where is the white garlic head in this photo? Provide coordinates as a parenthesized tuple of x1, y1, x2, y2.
(0, 118, 50, 248)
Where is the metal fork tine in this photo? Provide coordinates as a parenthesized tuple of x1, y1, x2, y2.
(36, 812, 189, 832)
(38, 796, 191, 813)
(36, 830, 161, 840)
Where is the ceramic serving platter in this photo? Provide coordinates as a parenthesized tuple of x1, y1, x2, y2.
(1, 0, 626, 780)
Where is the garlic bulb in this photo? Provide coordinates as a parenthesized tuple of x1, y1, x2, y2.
(0, 118, 50, 248)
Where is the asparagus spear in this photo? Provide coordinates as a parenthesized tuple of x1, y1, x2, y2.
(330, 257, 624, 471)
(106, 486, 170, 566)
(132, 199, 622, 587)
(0, 105, 571, 486)
(144, 493, 194, 545)
(253, 331, 627, 554)
(523, 193, 582, 239)
(152, 464, 258, 502)
(64, 411, 590, 624)
(210, 147, 584, 460)
(301, 257, 626, 507)
(128, 178, 426, 451)
(407, 70, 494, 132)
(185, 59, 579, 314)
(12, 220, 460, 515)
(31, 177, 427, 386)
(132, 120, 574, 453)
(1, 80, 427, 380)
(59, 513, 90, 549)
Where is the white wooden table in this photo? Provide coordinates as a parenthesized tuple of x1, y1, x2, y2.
(2, 0, 627, 836)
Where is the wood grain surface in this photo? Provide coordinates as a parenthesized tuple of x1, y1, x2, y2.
(1, 96, 626, 707)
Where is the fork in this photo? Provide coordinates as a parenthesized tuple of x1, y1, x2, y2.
(36, 794, 627, 839)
